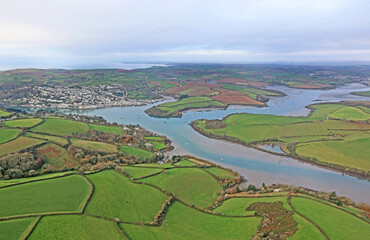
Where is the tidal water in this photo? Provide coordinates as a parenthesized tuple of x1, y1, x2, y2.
(32, 83, 370, 202)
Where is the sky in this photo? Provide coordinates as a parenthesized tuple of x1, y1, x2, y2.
(0, 0, 370, 69)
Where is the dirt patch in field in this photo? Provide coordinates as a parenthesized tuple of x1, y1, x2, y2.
(150, 81, 162, 86)
(211, 89, 263, 105)
(37, 145, 61, 156)
(217, 78, 267, 87)
(166, 82, 220, 96)
(291, 83, 332, 89)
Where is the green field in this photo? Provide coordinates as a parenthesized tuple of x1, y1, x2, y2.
(0, 137, 45, 156)
(291, 197, 370, 239)
(85, 170, 167, 223)
(0, 109, 10, 117)
(118, 145, 153, 159)
(120, 166, 162, 178)
(121, 201, 260, 240)
(88, 124, 123, 135)
(204, 167, 236, 180)
(0, 175, 90, 217)
(0, 128, 20, 144)
(146, 97, 226, 117)
(3, 118, 42, 128)
(139, 168, 222, 208)
(24, 132, 68, 146)
(0, 217, 37, 240)
(71, 138, 117, 152)
(31, 118, 89, 136)
(0, 172, 75, 188)
(150, 141, 167, 150)
(352, 90, 370, 97)
(28, 215, 123, 240)
(37, 143, 72, 167)
(192, 103, 370, 174)
(173, 159, 197, 167)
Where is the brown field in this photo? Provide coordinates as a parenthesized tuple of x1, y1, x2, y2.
(150, 81, 162, 86)
(211, 89, 263, 105)
(216, 78, 267, 87)
(166, 83, 219, 96)
(37, 145, 61, 156)
(292, 83, 332, 89)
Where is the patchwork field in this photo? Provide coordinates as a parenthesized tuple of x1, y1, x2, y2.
(0, 137, 45, 156)
(118, 145, 153, 159)
(3, 118, 42, 128)
(0, 161, 368, 239)
(0, 128, 20, 144)
(71, 138, 117, 152)
(31, 118, 89, 136)
(191, 102, 370, 177)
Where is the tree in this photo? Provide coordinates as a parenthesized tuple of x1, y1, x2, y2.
(247, 184, 257, 192)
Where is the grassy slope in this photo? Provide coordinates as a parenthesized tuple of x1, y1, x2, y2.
(0, 175, 90, 217)
(173, 159, 196, 167)
(352, 90, 370, 97)
(118, 145, 153, 159)
(88, 124, 123, 135)
(0, 109, 10, 117)
(28, 215, 123, 240)
(139, 168, 222, 208)
(71, 138, 117, 152)
(0, 137, 45, 157)
(3, 118, 42, 128)
(121, 201, 260, 240)
(0, 128, 20, 144)
(291, 197, 370, 239)
(0, 217, 36, 240)
(0, 172, 75, 187)
(24, 132, 68, 146)
(85, 170, 167, 223)
(204, 167, 235, 179)
(36, 143, 70, 167)
(120, 166, 162, 179)
(31, 118, 89, 136)
(150, 141, 167, 150)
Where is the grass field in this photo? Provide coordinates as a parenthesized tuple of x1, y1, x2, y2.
(0, 109, 10, 117)
(0, 217, 37, 240)
(37, 143, 74, 168)
(150, 141, 167, 150)
(120, 166, 163, 178)
(118, 145, 153, 159)
(0, 172, 75, 188)
(121, 201, 260, 240)
(85, 170, 168, 223)
(3, 118, 42, 128)
(173, 159, 197, 167)
(0, 137, 45, 156)
(28, 215, 123, 240)
(204, 167, 236, 180)
(139, 168, 222, 208)
(193, 103, 370, 173)
(31, 118, 89, 136)
(88, 124, 123, 135)
(291, 197, 370, 239)
(24, 132, 68, 146)
(0, 128, 20, 144)
(0, 175, 90, 217)
(71, 138, 117, 152)
(352, 90, 370, 97)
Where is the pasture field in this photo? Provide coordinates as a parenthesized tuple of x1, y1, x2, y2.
(204, 167, 236, 180)
(88, 124, 123, 135)
(118, 145, 153, 159)
(120, 166, 162, 178)
(0, 128, 20, 144)
(71, 138, 117, 152)
(3, 118, 42, 128)
(150, 140, 167, 150)
(0, 137, 45, 156)
(145, 136, 163, 141)
(31, 118, 89, 136)
(0, 175, 90, 217)
(134, 163, 175, 168)
(0, 109, 10, 117)
(139, 168, 222, 208)
(24, 132, 68, 146)
(121, 201, 261, 240)
(0, 171, 75, 188)
(37, 143, 75, 168)
(85, 170, 167, 223)
(173, 159, 197, 167)
(192, 103, 370, 175)
(28, 215, 123, 240)
(0, 217, 37, 240)
(290, 197, 370, 239)
(352, 90, 370, 97)
(145, 96, 226, 117)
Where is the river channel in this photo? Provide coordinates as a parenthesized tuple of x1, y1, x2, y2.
(39, 83, 370, 202)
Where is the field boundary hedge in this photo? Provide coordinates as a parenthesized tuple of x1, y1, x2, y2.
(20, 215, 42, 240)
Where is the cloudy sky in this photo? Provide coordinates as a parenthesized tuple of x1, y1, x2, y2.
(0, 0, 369, 69)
